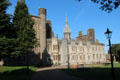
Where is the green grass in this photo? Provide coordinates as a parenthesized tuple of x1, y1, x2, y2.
(63, 63, 120, 80)
(84, 63, 120, 68)
(84, 62, 120, 68)
(0, 66, 38, 80)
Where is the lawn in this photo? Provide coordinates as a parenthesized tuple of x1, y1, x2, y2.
(0, 66, 38, 80)
(63, 63, 120, 80)
(84, 62, 120, 68)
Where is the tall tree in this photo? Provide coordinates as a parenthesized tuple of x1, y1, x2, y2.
(77, 0, 120, 13)
(0, 0, 14, 59)
(0, 0, 11, 37)
(13, 0, 37, 66)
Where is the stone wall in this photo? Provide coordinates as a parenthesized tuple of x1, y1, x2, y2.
(32, 8, 47, 59)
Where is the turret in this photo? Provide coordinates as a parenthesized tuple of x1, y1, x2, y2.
(39, 8, 46, 16)
(87, 28, 95, 43)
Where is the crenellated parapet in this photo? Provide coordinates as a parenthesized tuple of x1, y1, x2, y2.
(77, 28, 95, 43)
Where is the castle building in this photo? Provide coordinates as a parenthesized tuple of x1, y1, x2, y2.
(31, 8, 54, 60)
(32, 8, 106, 66)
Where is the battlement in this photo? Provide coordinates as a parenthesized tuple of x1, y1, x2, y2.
(39, 8, 46, 16)
(77, 28, 95, 43)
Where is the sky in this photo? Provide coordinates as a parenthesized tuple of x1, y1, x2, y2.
(7, 0, 120, 53)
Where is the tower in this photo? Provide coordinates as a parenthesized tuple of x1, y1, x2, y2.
(39, 8, 46, 59)
(77, 31, 83, 40)
(64, 16, 71, 40)
(87, 28, 95, 43)
(46, 20, 54, 39)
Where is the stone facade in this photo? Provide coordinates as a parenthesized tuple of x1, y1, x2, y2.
(46, 17, 106, 65)
(32, 8, 106, 66)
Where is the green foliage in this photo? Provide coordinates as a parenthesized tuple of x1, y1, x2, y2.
(77, 0, 120, 13)
(13, 0, 37, 55)
(0, 0, 37, 59)
(111, 44, 120, 54)
(109, 44, 120, 61)
(0, 0, 16, 58)
(0, 0, 11, 37)
(91, 0, 120, 13)
(0, 37, 18, 58)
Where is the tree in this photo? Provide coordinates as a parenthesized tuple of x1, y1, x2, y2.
(0, 0, 15, 59)
(108, 44, 120, 62)
(117, 49, 120, 62)
(13, 0, 37, 67)
(77, 0, 120, 13)
(0, 0, 11, 37)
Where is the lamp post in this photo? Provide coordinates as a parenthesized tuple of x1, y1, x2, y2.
(104, 28, 115, 80)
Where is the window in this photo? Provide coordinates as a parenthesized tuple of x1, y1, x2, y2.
(99, 47, 101, 50)
(76, 55, 78, 60)
(87, 48, 90, 51)
(58, 55, 61, 61)
(96, 54, 98, 59)
(72, 46, 77, 51)
(53, 55, 55, 60)
(56, 55, 58, 60)
(79, 47, 83, 51)
(95, 47, 97, 51)
(53, 55, 58, 61)
(88, 55, 90, 60)
(100, 54, 101, 59)
(93, 54, 95, 59)
(47, 44, 50, 51)
(80, 55, 82, 60)
(83, 55, 85, 59)
(72, 55, 75, 60)
(53, 45, 58, 50)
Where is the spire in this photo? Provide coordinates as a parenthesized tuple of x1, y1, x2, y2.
(66, 16, 68, 24)
(64, 16, 71, 33)
(64, 16, 71, 40)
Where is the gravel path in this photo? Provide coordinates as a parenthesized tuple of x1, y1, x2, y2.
(30, 66, 83, 80)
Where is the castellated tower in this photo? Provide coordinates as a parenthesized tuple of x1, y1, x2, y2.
(32, 8, 46, 60)
(87, 28, 95, 43)
(46, 20, 54, 38)
(39, 8, 46, 59)
(76, 28, 95, 42)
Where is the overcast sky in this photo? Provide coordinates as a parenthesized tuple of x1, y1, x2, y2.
(7, 0, 120, 53)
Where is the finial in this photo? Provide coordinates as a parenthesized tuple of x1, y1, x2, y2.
(65, 13, 68, 23)
(56, 34, 58, 38)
